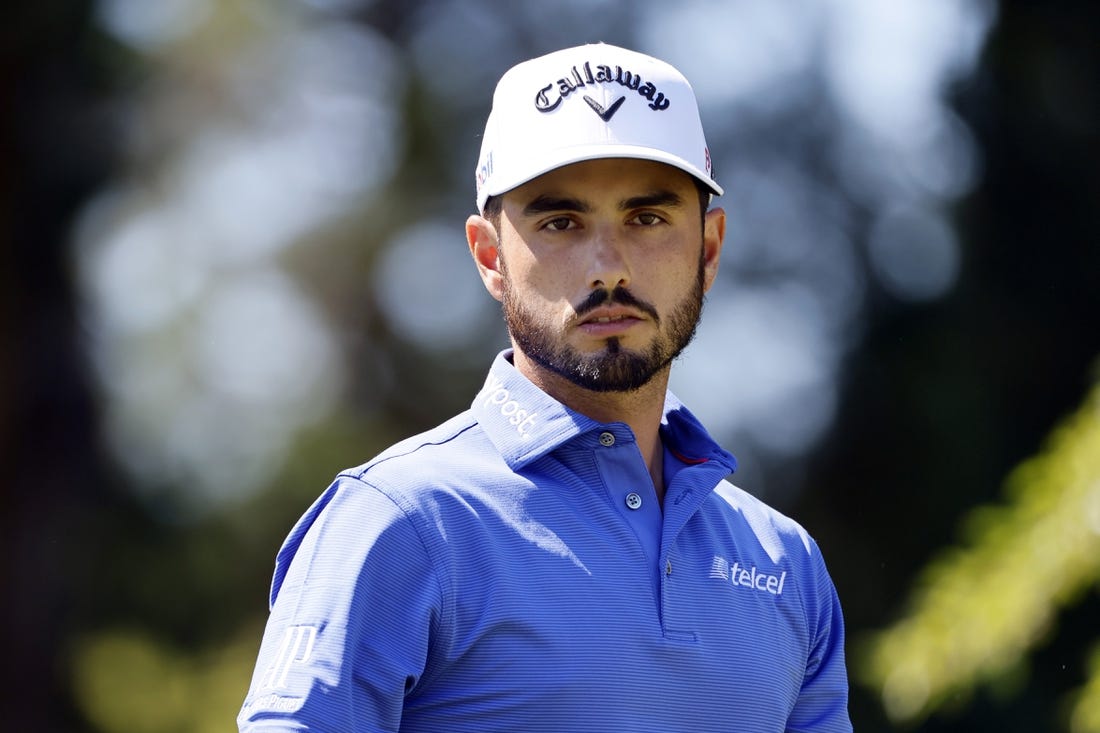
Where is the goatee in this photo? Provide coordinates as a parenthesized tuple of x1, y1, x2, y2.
(501, 254, 706, 393)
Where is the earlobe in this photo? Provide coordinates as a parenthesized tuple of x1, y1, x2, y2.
(466, 214, 505, 302)
(702, 207, 726, 292)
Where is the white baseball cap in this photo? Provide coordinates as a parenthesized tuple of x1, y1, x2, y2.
(474, 43, 722, 212)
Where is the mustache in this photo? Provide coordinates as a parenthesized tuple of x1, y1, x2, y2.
(574, 286, 660, 324)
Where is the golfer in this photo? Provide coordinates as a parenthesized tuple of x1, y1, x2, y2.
(239, 42, 852, 733)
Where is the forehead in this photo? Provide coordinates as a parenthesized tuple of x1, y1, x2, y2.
(502, 158, 697, 208)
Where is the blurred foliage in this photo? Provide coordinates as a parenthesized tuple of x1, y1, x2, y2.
(858, 369, 1100, 729)
(1073, 644, 1100, 733)
(71, 626, 260, 733)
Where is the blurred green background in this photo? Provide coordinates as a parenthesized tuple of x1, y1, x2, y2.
(2, 0, 1098, 730)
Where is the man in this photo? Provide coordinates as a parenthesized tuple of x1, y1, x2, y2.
(239, 43, 852, 732)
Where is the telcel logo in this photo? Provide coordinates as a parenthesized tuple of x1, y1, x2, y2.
(711, 556, 787, 596)
(731, 561, 787, 596)
(481, 375, 538, 437)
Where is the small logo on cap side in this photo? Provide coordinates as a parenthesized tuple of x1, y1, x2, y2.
(476, 151, 493, 193)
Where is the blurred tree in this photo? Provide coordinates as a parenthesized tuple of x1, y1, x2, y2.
(805, 0, 1100, 729)
(0, 1, 125, 730)
(859, 368, 1100, 730)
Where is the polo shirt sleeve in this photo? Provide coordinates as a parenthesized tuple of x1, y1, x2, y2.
(238, 475, 444, 733)
(786, 540, 852, 733)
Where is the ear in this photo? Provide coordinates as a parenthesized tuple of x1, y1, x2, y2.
(466, 214, 505, 303)
(701, 206, 726, 293)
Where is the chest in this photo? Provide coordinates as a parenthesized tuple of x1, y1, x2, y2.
(403, 489, 807, 732)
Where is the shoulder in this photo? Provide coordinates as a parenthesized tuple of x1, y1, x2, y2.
(344, 411, 504, 491)
(710, 478, 824, 569)
(268, 409, 525, 609)
(333, 410, 527, 534)
(270, 412, 495, 589)
(354, 411, 482, 469)
(288, 411, 492, 542)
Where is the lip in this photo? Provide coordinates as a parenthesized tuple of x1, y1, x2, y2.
(576, 307, 646, 337)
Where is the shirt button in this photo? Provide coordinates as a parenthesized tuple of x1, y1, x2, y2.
(599, 431, 615, 447)
(625, 492, 642, 510)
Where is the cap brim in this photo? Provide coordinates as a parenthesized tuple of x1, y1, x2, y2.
(478, 144, 722, 212)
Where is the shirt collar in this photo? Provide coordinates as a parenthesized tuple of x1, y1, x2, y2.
(472, 350, 737, 475)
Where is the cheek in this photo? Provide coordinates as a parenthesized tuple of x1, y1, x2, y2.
(508, 258, 577, 304)
(643, 247, 694, 281)
(649, 250, 707, 306)
(501, 265, 565, 319)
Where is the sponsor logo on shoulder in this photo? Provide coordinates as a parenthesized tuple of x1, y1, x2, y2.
(240, 692, 305, 716)
(240, 624, 317, 719)
(258, 624, 317, 690)
(480, 374, 538, 437)
(709, 555, 787, 596)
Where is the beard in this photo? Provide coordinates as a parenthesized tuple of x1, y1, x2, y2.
(500, 253, 706, 393)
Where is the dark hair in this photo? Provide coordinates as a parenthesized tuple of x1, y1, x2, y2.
(481, 177, 714, 232)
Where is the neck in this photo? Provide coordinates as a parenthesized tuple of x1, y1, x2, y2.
(512, 349, 670, 502)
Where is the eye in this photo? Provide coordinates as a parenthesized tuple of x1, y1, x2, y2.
(542, 216, 576, 231)
(630, 212, 665, 226)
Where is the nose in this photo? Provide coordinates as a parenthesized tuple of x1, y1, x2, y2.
(586, 226, 630, 291)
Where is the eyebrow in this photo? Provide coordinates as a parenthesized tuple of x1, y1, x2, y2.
(523, 195, 590, 216)
(619, 190, 685, 210)
(521, 189, 685, 216)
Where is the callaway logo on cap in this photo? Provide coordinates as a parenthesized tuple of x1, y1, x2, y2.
(474, 43, 722, 212)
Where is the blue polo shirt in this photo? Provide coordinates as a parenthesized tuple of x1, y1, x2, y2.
(239, 350, 851, 732)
